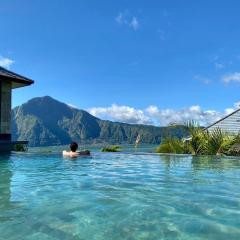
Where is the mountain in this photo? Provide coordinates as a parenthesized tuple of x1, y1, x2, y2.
(11, 96, 188, 147)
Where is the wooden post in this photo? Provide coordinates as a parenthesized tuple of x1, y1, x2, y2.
(0, 81, 12, 141)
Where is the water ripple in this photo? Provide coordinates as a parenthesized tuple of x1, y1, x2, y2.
(0, 153, 240, 239)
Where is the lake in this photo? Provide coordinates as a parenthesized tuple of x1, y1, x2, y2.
(0, 150, 240, 240)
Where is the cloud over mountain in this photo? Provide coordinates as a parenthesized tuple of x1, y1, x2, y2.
(89, 104, 151, 125)
(89, 103, 240, 127)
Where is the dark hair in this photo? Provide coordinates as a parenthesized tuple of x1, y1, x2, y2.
(70, 142, 78, 152)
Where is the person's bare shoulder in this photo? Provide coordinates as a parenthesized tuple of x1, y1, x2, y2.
(62, 150, 69, 156)
(63, 150, 79, 158)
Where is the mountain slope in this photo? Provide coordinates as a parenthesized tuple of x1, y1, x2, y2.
(11, 96, 188, 147)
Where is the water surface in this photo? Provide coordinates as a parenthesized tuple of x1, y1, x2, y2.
(0, 152, 240, 240)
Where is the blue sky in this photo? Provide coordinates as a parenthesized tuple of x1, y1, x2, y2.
(1, 0, 240, 126)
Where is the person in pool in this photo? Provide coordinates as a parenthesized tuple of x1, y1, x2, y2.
(63, 142, 90, 157)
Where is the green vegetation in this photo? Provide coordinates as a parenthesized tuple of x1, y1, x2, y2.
(156, 137, 190, 154)
(13, 143, 27, 152)
(101, 145, 121, 152)
(156, 122, 240, 156)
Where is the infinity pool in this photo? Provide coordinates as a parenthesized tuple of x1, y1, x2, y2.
(0, 152, 240, 240)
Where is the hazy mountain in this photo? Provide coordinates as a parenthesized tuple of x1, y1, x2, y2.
(11, 96, 188, 147)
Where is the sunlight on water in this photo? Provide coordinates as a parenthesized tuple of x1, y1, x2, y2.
(0, 152, 240, 240)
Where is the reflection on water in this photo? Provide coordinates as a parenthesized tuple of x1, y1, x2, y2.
(191, 155, 240, 170)
(0, 154, 13, 221)
(160, 154, 240, 171)
(0, 152, 239, 240)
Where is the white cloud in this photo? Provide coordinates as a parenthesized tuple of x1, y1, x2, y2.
(89, 104, 151, 125)
(115, 12, 124, 24)
(129, 17, 139, 31)
(145, 105, 222, 126)
(224, 108, 235, 115)
(234, 101, 240, 109)
(210, 54, 233, 70)
(0, 56, 14, 69)
(115, 11, 139, 31)
(222, 72, 240, 84)
(88, 102, 240, 127)
(67, 103, 79, 109)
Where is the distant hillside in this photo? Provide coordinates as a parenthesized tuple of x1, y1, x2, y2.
(11, 96, 188, 147)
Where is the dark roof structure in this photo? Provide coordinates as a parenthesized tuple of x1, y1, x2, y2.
(0, 66, 34, 88)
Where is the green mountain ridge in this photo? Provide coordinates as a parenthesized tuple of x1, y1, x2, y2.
(11, 96, 188, 147)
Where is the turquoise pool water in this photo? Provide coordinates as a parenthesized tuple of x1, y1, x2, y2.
(0, 152, 240, 240)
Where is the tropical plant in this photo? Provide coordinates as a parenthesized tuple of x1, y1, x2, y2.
(205, 128, 226, 155)
(101, 145, 121, 152)
(156, 121, 240, 156)
(156, 137, 190, 154)
(13, 143, 27, 152)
